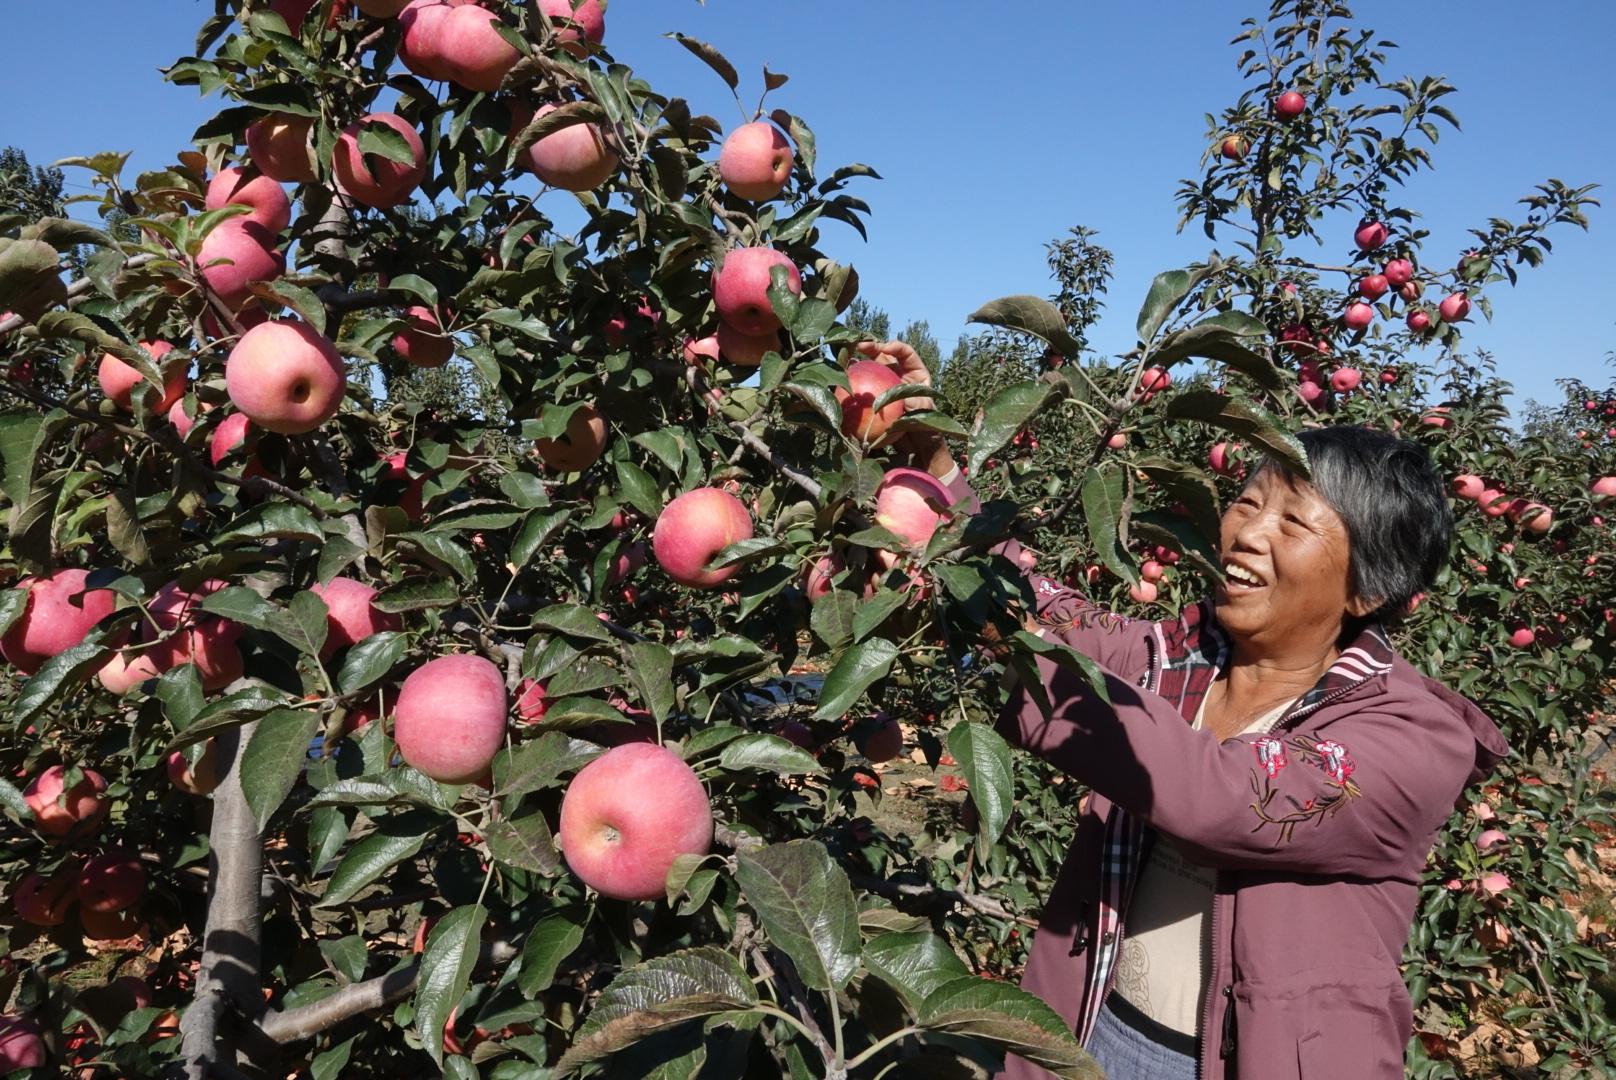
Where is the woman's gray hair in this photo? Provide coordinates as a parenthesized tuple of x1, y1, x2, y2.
(1252, 426, 1452, 626)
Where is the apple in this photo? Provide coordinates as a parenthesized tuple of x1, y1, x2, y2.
(1421, 406, 1452, 429)
(682, 336, 720, 365)
(226, 320, 346, 435)
(1591, 476, 1616, 503)
(1220, 136, 1245, 161)
(1478, 489, 1509, 517)
(558, 742, 713, 901)
(204, 166, 291, 234)
(168, 398, 204, 438)
(515, 678, 549, 724)
(1297, 379, 1326, 405)
(142, 579, 245, 693)
(208, 411, 259, 470)
(439, 3, 520, 92)
(1138, 366, 1171, 394)
(1140, 559, 1165, 583)
(1208, 441, 1237, 476)
(1357, 274, 1388, 301)
(269, 0, 346, 29)
(310, 576, 403, 657)
(1438, 292, 1471, 323)
(1330, 367, 1361, 392)
(1343, 302, 1374, 330)
(712, 247, 800, 335)
(653, 487, 754, 588)
(1354, 219, 1389, 251)
(398, 0, 457, 79)
(382, 451, 430, 519)
(166, 740, 220, 796)
(1508, 627, 1535, 649)
(534, 403, 608, 472)
(393, 305, 453, 367)
(715, 323, 781, 368)
(874, 467, 953, 565)
(0, 1015, 46, 1072)
(719, 121, 794, 201)
(835, 360, 904, 444)
(537, 0, 604, 57)
(393, 654, 508, 783)
(247, 113, 317, 183)
(77, 850, 146, 913)
(1517, 502, 1553, 535)
(775, 719, 816, 751)
(2, 569, 116, 674)
(1399, 281, 1421, 303)
(1406, 310, 1431, 333)
(332, 113, 428, 209)
(1382, 258, 1414, 287)
(198, 218, 283, 310)
(98, 340, 185, 413)
(603, 296, 661, 348)
(1451, 474, 1485, 500)
(511, 102, 618, 192)
(802, 553, 842, 603)
(80, 905, 144, 942)
(1274, 90, 1307, 118)
(1129, 580, 1159, 603)
(331, 690, 390, 742)
(606, 542, 646, 585)
(856, 716, 903, 763)
(15, 863, 79, 926)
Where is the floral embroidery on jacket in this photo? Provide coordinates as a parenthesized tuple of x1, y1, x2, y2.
(1253, 735, 1288, 777)
(1248, 734, 1362, 843)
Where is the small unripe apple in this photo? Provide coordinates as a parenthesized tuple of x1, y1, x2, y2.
(226, 320, 345, 435)
(99, 341, 185, 413)
(719, 122, 794, 201)
(394, 654, 509, 783)
(1406, 309, 1431, 333)
(1438, 292, 1471, 323)
(1451, 474, 1484, 500)
(534, 404, 608, 472)
(653, 488, 754, 588)
(1128, 580, 1159, 603)
(514, 678, 549, 724)
(1357, 274, 1388, 300)
(310, 577, 403, 657)
(835, 360, 905, 445)
(332, 113, 428, 209)
(1343, 303, 1374, 330)
(2, 570, 116, 674)
(512, 102, 618, 192)
(1354, 219, 1389, 251)
(77, 850, 146, 913)
(712, 247, 800, 335)
(198, 218, 284, 310)
(1329, 367, 1361, 392)
(1219, 136, 1246, 161)
(1274, 90, 1306, 118)
(247, 113, 317, 183)
(1507, 627, 1535, 648)
(205, 166, 291, 234)
(393, 305, 453, 367)
(439, 3, 521, 92)
(558, 742, 713, 901)
(537, 0, 604, 57)
(874, 467, 954, 563)
(856, 716, 903, 763)
(1382, 258, 1414, 287)
(715, 323, 781, 367)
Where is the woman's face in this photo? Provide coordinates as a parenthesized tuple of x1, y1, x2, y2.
(1213, 467, 1372, 650)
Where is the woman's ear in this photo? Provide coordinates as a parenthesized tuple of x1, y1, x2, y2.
(1345, 593, 1378, 618)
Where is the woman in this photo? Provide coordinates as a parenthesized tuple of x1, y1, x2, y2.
(860, 341, 1509, 1079)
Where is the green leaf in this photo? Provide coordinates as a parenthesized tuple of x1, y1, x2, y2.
(1151, 319, 1282, 393)
(485, 810, 560, 875)
(415, 904, 488, 1067)
(626, 641, 674, 724)
(1130, 513, 1222, 583)
(156, 664, 205, 730)
(318, 813, 433, 906)
(733, 840, 860, 991)
(680, 724, 748, 760)
(373, 578, 460, 613)
(240, 708, 322, 831)
(533, 603, 613, 642)
(863, 931, 972, 1012)
(0, 238, 63, 316)
(281, 590, 330, 658)
(813, 637, 897, 720)
(1134, 456, 1221, 543)
(809, 587, 857, 651)
(0, 412, 44, 506)
(13, 641, 111, 728)
(165, 689, 293, 752)
(0, 778, 31, 821)
(1165, 391, 1309, 477)
(336, 632, 408, 694)
(494, 732, 603, 801)
(318, 936, 369, 984)
(511, 509, 571, 571)
(509, 100, 609, 159)
(0, 584, 25, 642)
(1011, 631, 1112, 707)
(851, 588, 908, 642)
(967, 381, 1052, 476)
(553, 946, 758, 1074)
(258, 280, 326, 335)
(1081, 465, 1134, 584)
(717, 734, 823, 775)
(946, 721, 1014, 847)
(967, 295, 1084, 357)
(1136, 266, 1211, 343)
(614, 459, 662, 519)
(398, 532, 475, 582)
(217, 503, 324, 544)
(917, 976, 1101, 1079)
(517, 913, 586, 996)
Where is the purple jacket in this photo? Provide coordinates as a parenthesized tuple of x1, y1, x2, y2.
(990, 569, 1509, 1079)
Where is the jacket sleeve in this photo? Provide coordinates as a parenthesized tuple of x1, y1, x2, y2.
(996, 650, 1479, 878)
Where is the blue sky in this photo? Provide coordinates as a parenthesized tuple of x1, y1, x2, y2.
(5, 1, 1612, 411)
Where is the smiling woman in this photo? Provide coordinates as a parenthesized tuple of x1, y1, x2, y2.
(856, 366, 1511, 1080)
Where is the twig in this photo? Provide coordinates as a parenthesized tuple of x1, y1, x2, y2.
(849, 871, 1039, 928)
(727, 420, 823, 501)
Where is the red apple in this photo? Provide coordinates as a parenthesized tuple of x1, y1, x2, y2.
(0, 1015, 46, 1072)
(208, 411, 258, 469)
(247, 114, 317, 183)
(439, 3, 521, 92)
(1382, 258, 1414, 287)
(1357, 274, 1388, 301)
(1478, 489, 1509, 517)
(98, 341, 185, 413)
(198, 218, 284, 310)
(653, 487, 754, 588)
(1591, 476, 1616, 503)
(515, 678, 549, 724)
(1406, 309, 1431, 333)
(1399, 280, 1421, 303)
(719, 122, 794, 201)
(393, 654, 509, 783)
(393, 305, 453, 367)
(1517, 502, 1553, 535)
(606, 542, 646, 585)
(1220, 136, 1245, 161)
(715, 323, 781, 368)
(332, 113, 428, 209)
(2, 569, 116, 674)
(874, 467, 953, 565)
(534, 403, 608, 472)
(398, 0, 457, 79)
(1128, 580, 1159, 603)
(1140, 559, 1165, 583)
(802, 553, 842, 603)
(1438, 292, 1471, 323)
(310, 577, 402, 657)
(1343, 303, 1374, 330)
(226, 320, 346, 435)
(511, 102, 618, 192)
(1274, 90, 1307, 118)
(712, 247, 800, 335)
(682, 336, 720, 365)
(204, 166, 291, 234)
(14, 863, 80, 926)
(537, 0, 604, 57)
(1208, 441, 1237, 475)
(1329, 367, 1361, 392)
(76, 851, 146, 913)
(1297, 379, 1326, 405)
(856, 716, 903, 763)
(558, 742, 713, 901)
(835, 360, 904, 444)
(1138, 366, 1171, 394)
(1354, 219, 1389, 251)
(1508, 627, 1535, 649)
(1421, 407, 1451, 429)
(168, 398, 205, 438)
(1451, 474, 1485, 500)
(166, 740, 220, 796)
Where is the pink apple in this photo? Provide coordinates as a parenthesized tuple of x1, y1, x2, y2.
(537, 0, 604, 57)
(247, 113, 317, 182)
(1406, 310, 1431, 333)
(712, 247, 800, 335)
(1591, 476, 1616, 503)
(1438, 292, 1471, 323)
(1517, 502, 1553, 535)
(682, 336, 720, 365)
(98, 340, 185, 413)
(1399, 280, 1421, 302)
(512, 102, 618, 192)
(606, 542, 646, 585)
(1329, 367, 1361, 392)
(76, 850, 145, 913)
(1476, 872, 1511, 898)
(332, 113, 427, 209)
(1274, 90, 1306, 118)
(198, 218, 284, 310)
(1354, 219, 1389, 251)
(856, 716, 903, 763)
(166, 740, 220, 796)
(1478, 489, 1509, 517)
(0, 1014, 46, 1072)
(802, 553, 842, 603)
(310, 577, 403, 657)
(835, 360, 905, 444)
(1, 569, 116, 674)
(439, 3, 521, 92)
(715, 323, 781, 367)
(168, 398, 204, 438)
(1382, 258, 1414, 287)
(874, 467, 954, 567)
(1297, 379, 1326, 405)
(515, 678, 549, 724)
(226, 320, 346, 435)
(558, 742, 713, 901)
(1138, 366, 1171, 394)
(1128, 580, 1159, 603)
(398, 0, 458, 80)
(97, 642, 169, 695)
(1343, 303, 1374, 330)
(653, 488, 754, 588)
(1220, 136, 1245, 161)
(1106, 432, 1127, 450)
(1476, 828, 1507, 851)
(392, 305, 453, 367)
(1208, 441, 1238, 475)
(393, 654, 509, 783)
(534, 404, 608, 472)
(1508, 627, 1535, 648)
(1451, 474, 1485, 500)
(205, 166, 291, 234)
(1357, 274, 1388, 300)
(1140, 559, 1165, 583)
(14, 865, 78, 926)
(208, 412, 259, 470)
(719, 122, 794, 201)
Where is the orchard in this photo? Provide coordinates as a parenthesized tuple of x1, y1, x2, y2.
(0, 2, 1612, 1079)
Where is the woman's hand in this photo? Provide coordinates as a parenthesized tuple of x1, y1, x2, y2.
(851, 339, 955, 478)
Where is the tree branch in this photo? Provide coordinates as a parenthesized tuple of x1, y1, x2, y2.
(727, 420, 823, 501)
(0, 253, 159, 337)
(849, 871, 1039, 928)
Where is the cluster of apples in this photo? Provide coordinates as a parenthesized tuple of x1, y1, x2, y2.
(14, 767, 148, 942)
(1450, 473, 1555, 536)
(1339, 223, 1471, 335)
